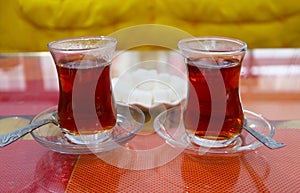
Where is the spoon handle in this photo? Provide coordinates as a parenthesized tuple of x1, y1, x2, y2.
(0, 119, 54, 147)
(243, 125, 286, 149)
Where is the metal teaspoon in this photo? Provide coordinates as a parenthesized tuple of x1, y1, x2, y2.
(243, 120, 286, 149)
(0, 115, 57, 147)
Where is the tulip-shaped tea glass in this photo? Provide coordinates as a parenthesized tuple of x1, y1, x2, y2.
(178, 37, 247, 148)
(48, 36, 117, 144)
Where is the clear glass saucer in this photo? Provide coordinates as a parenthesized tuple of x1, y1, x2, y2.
(30, 103, 145, 154)
(153, 107, 275, 157)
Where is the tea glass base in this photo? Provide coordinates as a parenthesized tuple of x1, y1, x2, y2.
(153, 107, 275, 156)
(30, 103, 145, 154)
(186, 134, 241, 148)
(62, 130, 113, 145)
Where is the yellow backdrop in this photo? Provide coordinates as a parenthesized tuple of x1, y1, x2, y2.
(1, 0, 300, 52)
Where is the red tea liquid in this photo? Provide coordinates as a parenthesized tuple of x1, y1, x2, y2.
(184, 57, 244, 141)
(56, 56, 116, 135)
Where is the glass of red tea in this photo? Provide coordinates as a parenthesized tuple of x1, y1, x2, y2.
(48, 36, 117, 144)
(178, 37, 247, 148)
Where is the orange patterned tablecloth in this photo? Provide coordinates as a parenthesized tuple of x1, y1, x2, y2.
(66, 128, 300, 192)
(0, 141, 78, 192)
(0, 128, 299, 192)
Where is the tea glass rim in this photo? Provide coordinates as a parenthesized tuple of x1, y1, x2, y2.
(47, 36, 117, 53)
(177, 36, 247, 55)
